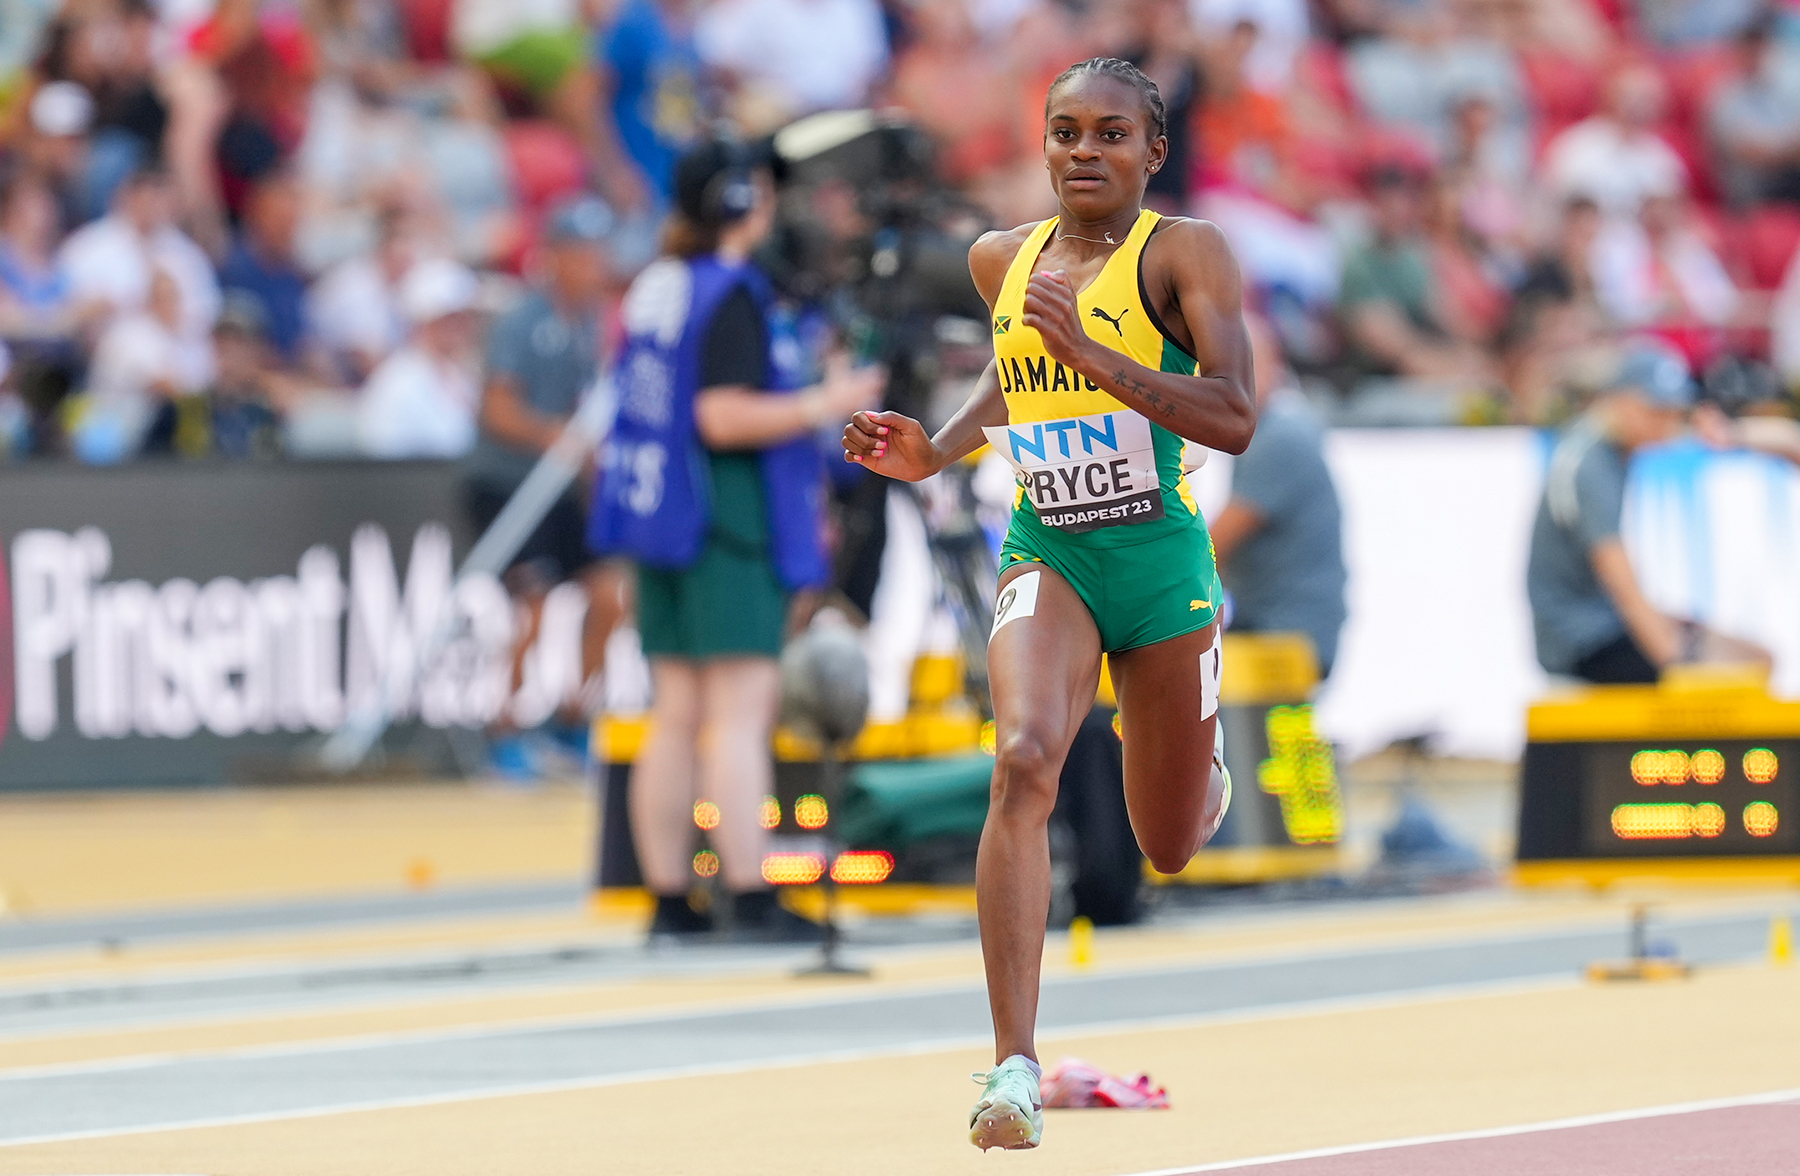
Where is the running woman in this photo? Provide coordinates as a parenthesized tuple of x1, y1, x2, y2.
(841, 57, 1255, 1150)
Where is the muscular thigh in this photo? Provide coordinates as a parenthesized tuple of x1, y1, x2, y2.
(987, 563, 1104, 765)
(1108, 621, 1220, 834)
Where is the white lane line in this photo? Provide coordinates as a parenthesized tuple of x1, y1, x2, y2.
(0, 926, 1599, 1086)
(0, 973, 1578, 1149)
(0, 905, 1718, 1047)
(1118, 1086, 1800, 1175)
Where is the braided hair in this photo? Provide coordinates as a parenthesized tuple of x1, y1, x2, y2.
(1045, 57, 1168, 141)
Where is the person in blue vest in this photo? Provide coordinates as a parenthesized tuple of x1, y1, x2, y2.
(590, 137, 881, 940)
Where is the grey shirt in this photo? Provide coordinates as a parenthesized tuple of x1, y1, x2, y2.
(1223, 390, 1348, 673)
(467, 290, 599, 489)
(1527, 417, 1629, 674)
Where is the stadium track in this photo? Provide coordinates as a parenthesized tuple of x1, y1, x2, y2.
(1, 784, 1797, 1174)
(0, 883, 1796, 1174)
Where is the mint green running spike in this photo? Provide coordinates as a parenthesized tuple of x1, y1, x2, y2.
(969, 1057, 1043, 1150)
(1205, 741, 1232, 842)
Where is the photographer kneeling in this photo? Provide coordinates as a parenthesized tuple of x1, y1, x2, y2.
(590, 138, 881, 940)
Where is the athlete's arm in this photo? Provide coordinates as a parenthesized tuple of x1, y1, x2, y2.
(1023, 218, 1255, 454)
(843, 228, 1023, 480)
(1590, 539, 1682, 666)
(696, 357, 884, 450)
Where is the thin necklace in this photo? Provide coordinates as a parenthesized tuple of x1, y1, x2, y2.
(1055, 226, 1123, 245)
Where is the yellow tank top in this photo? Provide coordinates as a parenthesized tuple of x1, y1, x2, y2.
(982, 209, 1202, 545)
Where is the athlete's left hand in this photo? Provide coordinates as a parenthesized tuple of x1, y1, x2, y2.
(1022, 270, 1095, 371)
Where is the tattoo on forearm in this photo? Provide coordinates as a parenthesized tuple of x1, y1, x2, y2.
(1111, 368, 1177, 418)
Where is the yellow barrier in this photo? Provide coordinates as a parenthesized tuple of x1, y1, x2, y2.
(1526, 684, 1800, 742)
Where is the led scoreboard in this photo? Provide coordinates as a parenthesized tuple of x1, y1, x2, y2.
(1517, 681, 1800, 884)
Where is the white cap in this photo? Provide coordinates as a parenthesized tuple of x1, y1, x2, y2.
(30, 81, 94, 138)
(399, 258, 480, 326)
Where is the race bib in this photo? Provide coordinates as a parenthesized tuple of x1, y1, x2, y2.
(983, 411, 1164, 534)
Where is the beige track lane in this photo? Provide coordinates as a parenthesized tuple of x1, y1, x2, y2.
(3, 888, 1790, 1072)
(2, 962, 1797, 1175)
(0, 783, 593, 918)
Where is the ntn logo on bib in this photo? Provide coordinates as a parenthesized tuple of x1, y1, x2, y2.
(983, 410, 1163, 534)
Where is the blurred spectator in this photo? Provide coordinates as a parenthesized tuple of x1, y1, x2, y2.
(1707, 14, 1800, 208)
(218, 169, 311, 365)
(19, 79, 95, 228)
(1210, 316, 1346, 676)
(60, 166, 220, 346)
(592, 139, 877, 939)
(1337, 164, 1491, 383)
(1517, 196, 1603, 308)
(357, 258, 482, 457)
(1540, 62, 1687, 222)
(886, 0, 1019, 191)
(1505, 196, 1607, 423)
(164, 293, 285, 460)
(1099, 0, 1199, 214)
(80, 0, 170, 220)
(1194, 19, 1295, 202)
(1445, 90, 1529, 253)
(466, 196, 618, 734)
(298, 70, 518, 271)
(1527, 342, 1769, 683)
(1190, 0, 1306, 95)
(0, 170, 83, 343)
(451, 0, 648, 213)
(695, 0, 888, 128)
(1345, 8, 1529, 173)
(595, 0, 706, 206)
(1590, 192, 1739, 346)
(73, 267, 212, 462)
(1422, 173, 1508, 347)
(306, 207, 418, 384)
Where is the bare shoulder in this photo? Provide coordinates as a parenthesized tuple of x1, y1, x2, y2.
(1145, 216, 1242, 302)
(968, 221, 1042, 307)
(1145, 216, 1236, 269)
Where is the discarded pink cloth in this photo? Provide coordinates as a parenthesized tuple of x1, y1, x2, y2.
(1039, 1057, 1171, 1109)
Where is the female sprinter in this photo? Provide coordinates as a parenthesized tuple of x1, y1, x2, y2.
(841, 57, 1255, 1150)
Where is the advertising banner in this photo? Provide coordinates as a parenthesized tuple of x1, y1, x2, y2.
(1, 462, 589, 789)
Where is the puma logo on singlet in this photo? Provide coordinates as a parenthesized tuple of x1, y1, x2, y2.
(1089, 306, 1130, 335)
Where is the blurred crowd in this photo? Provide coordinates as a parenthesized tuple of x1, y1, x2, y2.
(3, 0, 1800, 462)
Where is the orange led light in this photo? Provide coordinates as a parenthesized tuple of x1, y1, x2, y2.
(831, 850, 895, 885)
(758, 795, 781, 830)
(794, 794, 829, 830)
(1693, 802, 1725, 838)
(692, 850, 720, 878)
(1611, 803, 1703, 839)
(1745, 801, 1779, 838)
(1631, 750, 1660, 784)
(693, 800, 721, 830)
(981, 720, 998, 755)
(1745, 748, 1780, 785)
(761, 852, 826, 885)
(1691, 749, 1726, 784)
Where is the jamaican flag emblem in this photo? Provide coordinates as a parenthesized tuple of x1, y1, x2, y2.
(993, 315, 1011, 335)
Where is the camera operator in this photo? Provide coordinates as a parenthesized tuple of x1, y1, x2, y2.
(590, 137, 881, 940)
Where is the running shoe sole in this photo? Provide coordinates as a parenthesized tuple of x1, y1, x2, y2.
(969, 1097, 1041, 1150)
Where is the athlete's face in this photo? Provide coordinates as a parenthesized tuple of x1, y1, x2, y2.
(1043, 74, 1167, 218)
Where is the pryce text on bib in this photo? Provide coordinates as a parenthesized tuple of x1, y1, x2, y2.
(983, 410, 1164, 534)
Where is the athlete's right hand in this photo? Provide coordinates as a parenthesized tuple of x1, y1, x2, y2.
(843, 410, 938, 482)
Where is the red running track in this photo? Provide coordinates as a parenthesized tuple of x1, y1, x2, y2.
(1170, 1098, 1800, 1176)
